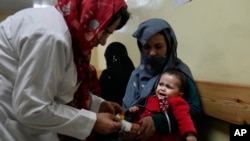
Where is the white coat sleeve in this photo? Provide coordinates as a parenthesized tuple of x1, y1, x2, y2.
(89, 92, 105, 113)
(12, 29, 96, 139)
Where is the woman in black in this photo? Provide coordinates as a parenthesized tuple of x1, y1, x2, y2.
(100, 42, 135, 106)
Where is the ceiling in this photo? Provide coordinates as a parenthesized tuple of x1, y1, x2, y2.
(0, 0, 56, 14)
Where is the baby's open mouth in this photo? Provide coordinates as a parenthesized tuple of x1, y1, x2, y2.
(159, 93, 165, 96)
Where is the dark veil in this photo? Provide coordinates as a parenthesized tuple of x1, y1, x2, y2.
(99, 42, 135, 105)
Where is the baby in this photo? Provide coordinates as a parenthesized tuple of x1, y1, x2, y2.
(128, 69, 197, 141)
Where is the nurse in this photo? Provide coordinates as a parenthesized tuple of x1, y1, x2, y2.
(0, 0, 130, 141)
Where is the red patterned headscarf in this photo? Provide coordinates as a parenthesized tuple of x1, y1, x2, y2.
(55, 0, 127, 110)
(56, 0, 127, 56)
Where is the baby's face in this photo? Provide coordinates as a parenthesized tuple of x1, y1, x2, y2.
(156, 73, 182, 99)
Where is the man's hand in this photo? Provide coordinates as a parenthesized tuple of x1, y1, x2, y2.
(94, 113, 122, 134)
(99, 101, 124, 115)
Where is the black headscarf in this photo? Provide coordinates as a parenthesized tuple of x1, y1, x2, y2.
(99, 42, 135, 105)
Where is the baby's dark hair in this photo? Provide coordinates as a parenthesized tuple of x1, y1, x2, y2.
(162, 68, 188, 93)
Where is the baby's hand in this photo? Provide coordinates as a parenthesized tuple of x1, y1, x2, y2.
(186, 134, 197, 141)
(129, 106, 140, 112)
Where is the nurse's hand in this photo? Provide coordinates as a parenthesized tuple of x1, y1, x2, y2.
(94, 112, 122, 134)
(99, 101, 124, 115)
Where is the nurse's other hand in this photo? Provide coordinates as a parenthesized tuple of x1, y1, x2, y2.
(94, 113, 122, 134)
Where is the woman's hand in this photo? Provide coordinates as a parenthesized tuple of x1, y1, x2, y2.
(99, 101, 124, 115)
(136, 116, 156, 141)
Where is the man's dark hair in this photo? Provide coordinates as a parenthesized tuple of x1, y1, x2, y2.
(108, 6, 130, 30)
